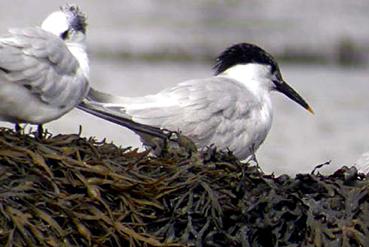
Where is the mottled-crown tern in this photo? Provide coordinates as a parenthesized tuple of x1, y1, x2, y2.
(0, 4, 89, 135)
(79, 43, 313, 160)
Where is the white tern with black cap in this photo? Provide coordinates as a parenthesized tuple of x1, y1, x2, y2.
(0, 4, 89, 134)
(79, 43, 313, 160)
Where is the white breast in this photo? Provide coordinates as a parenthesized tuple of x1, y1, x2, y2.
(212, 63, 274, 160)
(66, 42, 89, 79)
(207, 92, 273, 160)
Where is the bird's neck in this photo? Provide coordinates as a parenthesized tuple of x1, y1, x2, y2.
(220, 64, 274, 127)
(219, 63, 273, 118)
(219, 64, 273, 100)
(66, 41, 89, 79)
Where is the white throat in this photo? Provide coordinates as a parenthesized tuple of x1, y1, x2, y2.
(66, 41, 89, 79)
(219, 64, 274, 97)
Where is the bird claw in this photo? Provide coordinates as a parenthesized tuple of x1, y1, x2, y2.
(200, 144, 218, 161)
(162, 129, 181, 141)
(149, 129, 197, 158)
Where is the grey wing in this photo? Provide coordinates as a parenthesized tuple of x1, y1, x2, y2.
(123, 77, 258, 144)
(0, 27, 88, 107)
(78, 100, 169, 139)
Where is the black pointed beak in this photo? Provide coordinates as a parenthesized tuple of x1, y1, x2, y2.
(275, 80, 314, 114)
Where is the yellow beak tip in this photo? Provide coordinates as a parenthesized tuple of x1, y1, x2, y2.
(307, 106, 314, 115)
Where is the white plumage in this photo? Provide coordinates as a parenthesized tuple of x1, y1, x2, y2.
(79, 43, 312, 160)
(0, 4, 89, 125)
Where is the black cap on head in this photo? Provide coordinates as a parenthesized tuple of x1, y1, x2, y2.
(213, 43, 279, 75)
(213, 43, 314, 114)
(61, 4, 87, 33)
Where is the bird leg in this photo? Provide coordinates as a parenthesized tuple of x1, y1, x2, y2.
(251, 150, 259, 166)
(15, 123, 22, 135)
(36, 124, 44, 139)
(247, 144, 263, 172)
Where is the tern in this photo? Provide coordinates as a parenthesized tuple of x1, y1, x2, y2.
(0, 4, 89, 136)
(79, 43, 313, 160)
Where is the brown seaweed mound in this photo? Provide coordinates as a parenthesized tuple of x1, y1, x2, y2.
(0, 128, 368, 246)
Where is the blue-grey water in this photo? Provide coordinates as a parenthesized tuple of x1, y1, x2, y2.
(1, 1, 369, 174)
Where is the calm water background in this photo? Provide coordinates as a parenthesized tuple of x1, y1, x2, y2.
(1, 1, 369, 174)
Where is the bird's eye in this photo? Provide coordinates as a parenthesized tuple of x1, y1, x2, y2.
(61, 30, 69, 40)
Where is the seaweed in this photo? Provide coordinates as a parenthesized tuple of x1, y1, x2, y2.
(0, 127, 368, 246)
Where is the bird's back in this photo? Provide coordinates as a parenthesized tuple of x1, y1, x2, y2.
(0, 27, 89, 123)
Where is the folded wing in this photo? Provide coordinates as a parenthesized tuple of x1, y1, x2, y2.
(80, 77, 258, 148)
(0, 27, 88, 109)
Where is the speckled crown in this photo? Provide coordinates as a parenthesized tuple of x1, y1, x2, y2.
(60, 4, 87, 33)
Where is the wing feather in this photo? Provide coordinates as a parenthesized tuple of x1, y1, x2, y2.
(0, 27, 87, 107)
(117, 77, 257, 142)
(81, 76, 259, 151)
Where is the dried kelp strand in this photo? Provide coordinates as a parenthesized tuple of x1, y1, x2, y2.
(0, 128, 369, 246)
